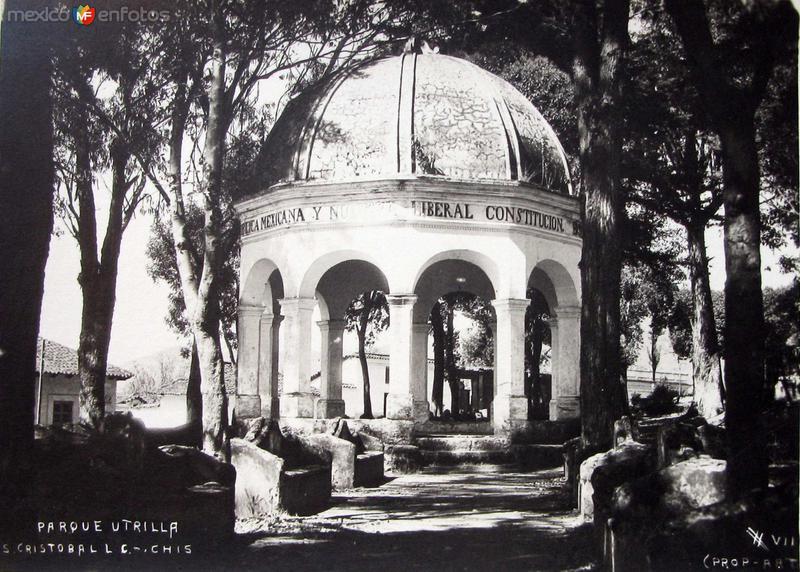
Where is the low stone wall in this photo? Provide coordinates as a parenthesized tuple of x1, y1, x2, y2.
(307, 433, 357, 490)
(230, 437, 331, 518)
(230, 438, 283, 518)
(355, 451, 385, 487)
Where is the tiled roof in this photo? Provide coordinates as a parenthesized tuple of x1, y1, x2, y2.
(36, 338, 132, 380)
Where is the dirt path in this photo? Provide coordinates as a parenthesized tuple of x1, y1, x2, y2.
(232, 465, 597, 571)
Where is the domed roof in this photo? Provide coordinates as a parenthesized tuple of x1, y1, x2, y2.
(255, 52, 572, 194)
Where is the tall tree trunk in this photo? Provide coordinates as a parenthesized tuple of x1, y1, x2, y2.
(431, 302, 445, 416)
(173, 8, 229, 460)
(686, 223, 724, 417)
(0, 0, 55, 526)
(574, 0, 630, 453)
(719, 117, 767, 494)
(664, 0, 771, 496)
(76, 142, 127, 426)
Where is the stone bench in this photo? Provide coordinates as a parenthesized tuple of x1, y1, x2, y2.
(307, 419, 385, 490)
(231, 420, 333, 518)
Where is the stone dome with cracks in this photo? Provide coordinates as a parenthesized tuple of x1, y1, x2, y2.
(253, 52, 573, 195)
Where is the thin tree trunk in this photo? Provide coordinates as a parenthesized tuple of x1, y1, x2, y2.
(531, 319, 544, 418)
(431, 302, 445, 416)
(445, 301, 459, 416)
(648, 322, 660, 386)
(0, 0, 55, 524)
(357, 324, 373, 419)
(574, 0, 630, 453)
(687, 223, 724, 418)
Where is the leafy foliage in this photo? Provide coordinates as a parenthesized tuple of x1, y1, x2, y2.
(631, 384, 680, 417)
(764, 281, 800, 397)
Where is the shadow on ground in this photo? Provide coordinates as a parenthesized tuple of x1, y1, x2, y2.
(2, 466, 597, 571)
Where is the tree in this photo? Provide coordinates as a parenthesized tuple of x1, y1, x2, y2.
(345, 291, 388, 419)
(52, 22, 160, 426)
(763, 282, 800, 401)
(664, 0, 798, 495)
(624, 6, 726, 417)
(430, 301, 446, 417)
(525, 289, 551, 419)
(0, 0, 57, 522)
(139, 0, 411, 459)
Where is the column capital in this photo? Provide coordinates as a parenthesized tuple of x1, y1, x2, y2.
(386, 294, 418, 308)
(238, 305, 264, 317)
(260, 311, 276, 323)
(317, 318, 346, 330)
(412, 322, 429, 334)
(491, 298, 530, 313)
(554, 305, 581, 319)
(278, 297, 317, 313)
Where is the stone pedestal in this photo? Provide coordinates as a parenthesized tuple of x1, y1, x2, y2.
(550, 305, 581, 420)
(259, 313, 280, 419)
(316, 399, 346, 418)
(317, 319, 346, 418)
(236, 306, 263, 418)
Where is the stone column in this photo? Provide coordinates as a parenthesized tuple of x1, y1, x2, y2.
(410, 322, 430, 421)
(269, 315, 282, 419)
(257, 312, 278, 419)
(317, 319, 346, 418)
(550, 305, 581, 420)
(385, 295, 419, 420)
(491, 298, 529, 432)
(236, 305, 262, 418)
(277, 297, 316, 418)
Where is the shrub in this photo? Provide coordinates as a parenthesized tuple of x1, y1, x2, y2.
(632, 384, 680, 416)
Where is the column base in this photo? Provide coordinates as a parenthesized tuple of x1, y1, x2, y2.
(492, 395, 529, 432)
(260, 397, 280, 420)
(316, 398, 346, 419)
(279, 392, 315, 418)
(413, 400, 430, 423)
(386, 393, 414, 420)
(235, 394, 261, 419)
(549, 395, 580, 420)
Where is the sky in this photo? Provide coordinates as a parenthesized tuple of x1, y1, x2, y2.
(38, 202, 796, 366)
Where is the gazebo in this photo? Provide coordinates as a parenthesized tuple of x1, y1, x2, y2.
(234, 46, 582, 437)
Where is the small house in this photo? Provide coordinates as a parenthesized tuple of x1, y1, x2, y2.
(34, 338, 132, 426)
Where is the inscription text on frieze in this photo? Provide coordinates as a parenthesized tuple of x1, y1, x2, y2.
(241, 199, 579, 237)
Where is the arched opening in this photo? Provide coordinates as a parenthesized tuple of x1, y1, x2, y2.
(311, 259, 390, 419)
(237, 260, 285, 419)
(414, 259, 496, 425)
(528, 260, 580, 421)
(525, 288, 552, 420)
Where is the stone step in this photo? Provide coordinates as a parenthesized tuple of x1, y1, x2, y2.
(417, 444, 563, 469)
(414, 435, 508, 452)
(415, 421, 494, 436)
